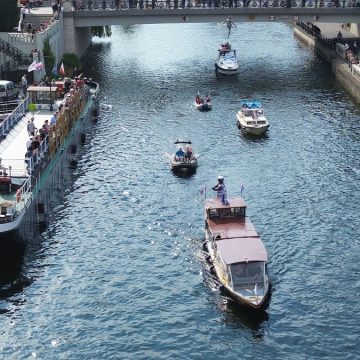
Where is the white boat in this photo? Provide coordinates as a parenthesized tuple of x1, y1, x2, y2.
(215, 43, 239, 76)
(0, 77, 99, 244)
(170, 140, 198, 173)
(236, 99, 269, 136)
(204, 196, 270, 310)
(195, 95, 212, 112)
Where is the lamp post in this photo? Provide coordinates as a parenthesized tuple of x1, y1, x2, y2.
(49, 79, 55, 111)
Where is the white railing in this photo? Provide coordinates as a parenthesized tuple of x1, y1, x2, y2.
(0, 97, 30, 142)
(14, 175, 34, 215)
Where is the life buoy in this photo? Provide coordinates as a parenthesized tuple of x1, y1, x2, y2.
(16, 189, 21, 203)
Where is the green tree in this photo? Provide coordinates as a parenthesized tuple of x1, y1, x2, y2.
(92, 26, 112, 38)
(61, 53, 80, 77)
(0, 0, 19, 32)
(43, 37, 56, 78)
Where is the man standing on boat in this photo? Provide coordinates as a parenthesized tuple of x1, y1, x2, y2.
(212, 175, 227, 201)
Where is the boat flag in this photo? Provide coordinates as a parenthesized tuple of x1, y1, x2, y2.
(52, 63, 58, 76)
(27, 61, 37, 72)
(59, 62, 65, 76)
(240, 184, 244, 196)
(35, 62, 44, 71)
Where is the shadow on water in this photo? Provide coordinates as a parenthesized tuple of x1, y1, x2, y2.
(222, 299, 269, 340)
(171, 168, 197, 179)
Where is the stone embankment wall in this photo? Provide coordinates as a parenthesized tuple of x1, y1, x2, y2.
(294, 27, 360, 104)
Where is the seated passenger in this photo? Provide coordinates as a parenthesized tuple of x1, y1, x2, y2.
(195, 95, 202, 104)
(185, 147, 192, 161)
(175, 147, 185, 161)
(205, 95, 211, 103)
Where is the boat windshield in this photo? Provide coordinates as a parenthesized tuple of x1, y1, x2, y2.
(230, 262, 266, 296)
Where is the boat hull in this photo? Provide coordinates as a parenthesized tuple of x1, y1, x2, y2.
(195, 102, 212, 111)
(238, 122, 269, 136)
(215, 63, 239, 76)
(170, 159, 197, 172)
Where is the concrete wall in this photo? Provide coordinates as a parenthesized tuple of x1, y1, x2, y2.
(62, 16, 92, 58)
(294, 27, 360, 104)
(350, 23, 360, 37)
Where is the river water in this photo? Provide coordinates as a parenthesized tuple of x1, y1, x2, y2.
(0, 22, 359, 359)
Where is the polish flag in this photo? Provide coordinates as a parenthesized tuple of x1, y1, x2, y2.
(59, 62, 65, 76)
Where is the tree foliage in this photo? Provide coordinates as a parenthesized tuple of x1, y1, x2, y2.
(0, 0, 19, 32)
(43, 37, 56, 78)
(92, 26, 112, 38)
(61, 53, 80, 76)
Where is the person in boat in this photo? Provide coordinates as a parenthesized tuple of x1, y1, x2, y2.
(175, 147, 185, 161)
(205, 95, 211, 103)
(185, 147, 193, 161)
(195, 95, 203, 105)
(212, 175, 227, 201)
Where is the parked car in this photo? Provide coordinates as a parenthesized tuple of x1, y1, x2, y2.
(0, 81, 19, 101)
(19, 0, 44, 6)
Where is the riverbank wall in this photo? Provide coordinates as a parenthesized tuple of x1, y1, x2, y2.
(294, 26, 360, 104)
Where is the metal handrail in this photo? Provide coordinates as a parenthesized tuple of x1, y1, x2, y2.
(73, 0, 359, 9)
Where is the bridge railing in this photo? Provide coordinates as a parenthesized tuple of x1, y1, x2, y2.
(295, 21, 338, 49)
(71, 0, 360, 10)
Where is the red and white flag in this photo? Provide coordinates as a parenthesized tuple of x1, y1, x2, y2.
(59, 62, 65, 76)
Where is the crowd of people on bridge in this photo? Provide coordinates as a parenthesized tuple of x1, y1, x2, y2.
(69, 0, 360, 10)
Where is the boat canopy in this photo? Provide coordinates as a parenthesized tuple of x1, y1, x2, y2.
(240, 99, 262, 109)
(207, 217, 258, 240)
(216, 237, 268, 265)
(174, 140, 191, 145)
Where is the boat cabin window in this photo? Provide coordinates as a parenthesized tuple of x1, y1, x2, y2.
(244, 110, 251, 116)
(230, 262, 266, 294)
(234, 207, 245, 217)
(258, 120, 266, 124)
(220, 208, 233, 217)
(208, 209, 219, 218)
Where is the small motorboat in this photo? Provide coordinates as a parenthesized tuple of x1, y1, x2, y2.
(236, 99, 269, 136)
(195, 94, 212, 111)
(215, 42, 239, 76)
(170, 140, 198, 173)
(204, 195, 270, 310)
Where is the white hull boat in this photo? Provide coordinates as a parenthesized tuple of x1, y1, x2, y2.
(236, 99, 269, 136)
(215, 43, 239, 76)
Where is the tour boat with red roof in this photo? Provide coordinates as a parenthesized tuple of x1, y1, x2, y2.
(204, 196, 270, 310)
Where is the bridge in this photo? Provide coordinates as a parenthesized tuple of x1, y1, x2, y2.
(61, 0, 360, 55)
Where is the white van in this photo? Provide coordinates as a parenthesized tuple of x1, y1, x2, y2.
(0, 81, 19, 101)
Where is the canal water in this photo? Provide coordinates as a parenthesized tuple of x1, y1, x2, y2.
(1, 22, 360, 359)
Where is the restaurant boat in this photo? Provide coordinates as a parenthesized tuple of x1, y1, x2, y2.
(0, 77, 99, 245)
(204, 196, 270, 310)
